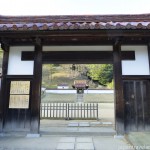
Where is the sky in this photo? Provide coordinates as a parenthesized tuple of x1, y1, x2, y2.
(0, 0, 150, 16)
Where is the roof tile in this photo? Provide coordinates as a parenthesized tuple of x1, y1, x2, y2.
(1, 14, 150, 31)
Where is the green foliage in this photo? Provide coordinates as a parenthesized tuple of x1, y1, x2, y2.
(0, 49, 3, 68)
(86, 64, 113, 86)
(86, 64, 102, 81)
(42, 64, 112, 89)
(98, 64, 113, 86)
(107, 79, 114, 89)
(0, 49, 3, 58)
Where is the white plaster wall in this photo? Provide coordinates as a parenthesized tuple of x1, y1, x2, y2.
(43, 46, 113, 51)
(121, 46, 150, 75)
(8, 46, 34, 75)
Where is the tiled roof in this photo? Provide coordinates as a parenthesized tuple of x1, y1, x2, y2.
(0, 14, 150, 31)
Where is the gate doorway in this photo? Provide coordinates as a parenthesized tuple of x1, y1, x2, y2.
(123, 80, 150, 132)
(40, 63, 115, 133)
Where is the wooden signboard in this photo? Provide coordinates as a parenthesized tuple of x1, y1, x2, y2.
(9, 81, 30, 109)
(9, 95, 29, 109)
(10, 81, 30, 94)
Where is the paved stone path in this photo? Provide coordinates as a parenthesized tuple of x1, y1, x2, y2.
(56, 137, 94, 150)
(0, 121, 136, 150)
(126, 132, 150, 150)
(0, 135, 132, 150)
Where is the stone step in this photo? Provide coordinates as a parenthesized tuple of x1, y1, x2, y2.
(41, 131, 116, 136)
(40, 127, 116, 136)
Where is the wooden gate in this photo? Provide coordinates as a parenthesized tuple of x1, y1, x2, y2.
(123, 80, 150, 132)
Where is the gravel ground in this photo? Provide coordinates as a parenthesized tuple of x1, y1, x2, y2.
(41, 93, 114, 103)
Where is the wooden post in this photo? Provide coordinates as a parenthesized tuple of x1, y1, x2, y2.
(30, 38, 42, 134)
(147, 42, 150, 72)
(0, 43, 9, 132)
(113, 39, 125, 135)
(146, 42, 150, 131)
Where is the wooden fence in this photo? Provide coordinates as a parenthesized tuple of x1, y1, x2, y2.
(40, 103, 67, 119)
(40, 103, 99, 120)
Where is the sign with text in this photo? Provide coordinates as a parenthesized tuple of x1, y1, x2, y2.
(9, 81, 30, 109)
(9, 95, 29, 109)
(10, 81, 30, 94)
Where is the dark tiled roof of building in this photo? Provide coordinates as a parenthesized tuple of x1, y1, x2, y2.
(0, 14, 150, 31)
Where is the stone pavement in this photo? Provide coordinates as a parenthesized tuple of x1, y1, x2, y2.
(0, 134, 132, 150)
(56, 137, 94, 150)
(0, 122, 132, 150)
(1, 132, 150, 150)
(1, 120, 149, 150)
(40, 121, 115, 136)
(125, 132, 150, 150)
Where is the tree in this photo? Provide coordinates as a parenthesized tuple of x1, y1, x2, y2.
(86, 64, 102, 81)
(98, 64, 113, 86)
(107, 79, 114, 89)
(86, 64, 113, 86)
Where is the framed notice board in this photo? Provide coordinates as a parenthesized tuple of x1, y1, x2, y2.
(9, 81, 30, 109)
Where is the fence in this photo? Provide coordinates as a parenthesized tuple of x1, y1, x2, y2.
(40, 103, 67, 119)
(40, 103, 99, 120)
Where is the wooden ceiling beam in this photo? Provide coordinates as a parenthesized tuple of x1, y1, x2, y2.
(5, 36, 148, 46)
(0, 30, 149, 47)
(0, 29, 150, 38)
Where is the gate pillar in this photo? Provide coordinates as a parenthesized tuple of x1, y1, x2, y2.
(113, 40, 125, 135)
(30, 38, 42, 134)
(0, 43, 9, 132)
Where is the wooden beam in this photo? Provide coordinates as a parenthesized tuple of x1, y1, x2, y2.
(6, 75, 33, 79)
(147, 41, 150, 75)
(0, 29, 150, 38)
(113, 39, 125, 135)
(122, 75, 150, 80)
(21, 51, 135, 64)
(30, 38, 42, 134)
(0, 30, 149, 46)
(4, 36, 148, 46)
(0, 44, 9, 132)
